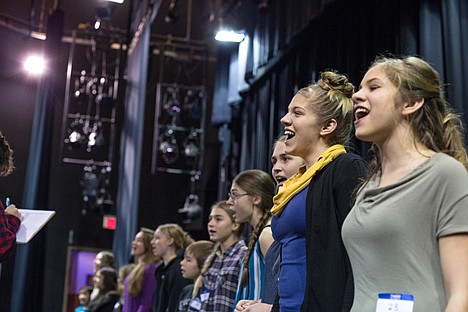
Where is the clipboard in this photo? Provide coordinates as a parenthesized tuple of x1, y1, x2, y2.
(16, 209, 56, 244)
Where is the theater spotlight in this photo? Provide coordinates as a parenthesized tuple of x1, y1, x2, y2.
(178, 194, 202, 224)
(183, 89, 202, 119)
(24, 55, 45, 75)
(165, 0, 179, 23)
(159, 127, 179, 164)
(163, 87, 181, 116)
(183, 130, 199, 163)
(215, 19, 245, 43)
(64, 118, 85, 149)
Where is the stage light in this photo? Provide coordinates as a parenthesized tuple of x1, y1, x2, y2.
(165, 0, 179, 24)
(184, 130, 199, 159)
(159, 127, 179, 164)
(215, 30, 245, 43)
(163, 87, 181, 116)
(94, 18, 101, 30)
(24, 55, 45, 75)
(178, 194, 202, 224)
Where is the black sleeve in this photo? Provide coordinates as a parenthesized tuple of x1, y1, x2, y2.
(167, 265, 193, 312)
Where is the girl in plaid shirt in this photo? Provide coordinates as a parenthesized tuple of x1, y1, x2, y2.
(192, 201, 246, 312)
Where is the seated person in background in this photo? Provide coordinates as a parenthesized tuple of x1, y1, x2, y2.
(177, 240, 215, 312)
(74, 286, 93, 312)
(88, 267, 120, 312)
(0, 131, 22, 263)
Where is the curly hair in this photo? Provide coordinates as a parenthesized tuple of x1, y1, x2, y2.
(0, 132, 15, 176)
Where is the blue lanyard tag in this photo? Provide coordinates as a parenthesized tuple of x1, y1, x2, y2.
(376, 293, 414, 312)
(189, 298, 202, 311)
(200, 290, 210, 302)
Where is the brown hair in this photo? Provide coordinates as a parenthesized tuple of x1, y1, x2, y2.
(193, 201, 244, 297)
(117, 263, 135, 296)
(0, 132, 15, 176)
(232, 170, 275, 287)
(298, 71, 355, 146)
(185, 240, 215, 269)
(363, 56, 468, 181)
(127, 228, 160, 297)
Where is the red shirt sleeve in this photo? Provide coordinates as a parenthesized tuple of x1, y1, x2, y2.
(0, 203, 21, 262)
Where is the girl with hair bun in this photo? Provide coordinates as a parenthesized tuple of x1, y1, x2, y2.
(273, 71, 367, 312)
(343, 55, 468, 311)
(151, 223, 194, 312)
(228, 169, 275, 305)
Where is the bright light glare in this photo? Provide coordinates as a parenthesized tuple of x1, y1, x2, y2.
(106, 0, 124, 3)
(94, 19, 101, 30)
(24, 55, 45, 75)
(215, 30, 245, 43)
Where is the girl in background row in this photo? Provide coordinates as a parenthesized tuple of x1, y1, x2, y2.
(235, 136, 305, 312)
(194, 201, 246, 312)
(151, 224, 194, 312)
(343, 56, 468, 311)
(275, 71, 367, 312)
(229, 169, 276, 305)
(114, 263, 135, 312)
(88, 267, 119, 312)
(177, 240, 215, 312)
(123, 228, 159, 312)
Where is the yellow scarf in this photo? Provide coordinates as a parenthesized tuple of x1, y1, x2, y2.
(271, 144, 346, 216)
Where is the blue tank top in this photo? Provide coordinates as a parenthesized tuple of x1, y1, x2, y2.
(271, 186, 308, 312)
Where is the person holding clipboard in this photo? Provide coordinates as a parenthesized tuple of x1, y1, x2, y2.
(0, 131, 21, 263)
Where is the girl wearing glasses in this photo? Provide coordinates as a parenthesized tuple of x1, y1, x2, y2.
(227, 169, 276, 305)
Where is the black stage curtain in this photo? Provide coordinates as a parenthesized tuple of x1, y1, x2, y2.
(217, 0, 467, 189)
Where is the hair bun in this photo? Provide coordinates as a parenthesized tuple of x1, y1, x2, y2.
(319, 71, 354, 98)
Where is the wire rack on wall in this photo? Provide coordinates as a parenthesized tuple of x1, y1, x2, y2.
(59, 29, 125, 214)
(152, 82, 206, 176)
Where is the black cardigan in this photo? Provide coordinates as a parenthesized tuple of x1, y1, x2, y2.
(301, 153, 367, 312)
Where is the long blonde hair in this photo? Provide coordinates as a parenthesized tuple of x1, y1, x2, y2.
(157, 223, 195, 257)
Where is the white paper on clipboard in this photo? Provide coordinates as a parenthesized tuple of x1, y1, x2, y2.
(16, 209, 56, 244)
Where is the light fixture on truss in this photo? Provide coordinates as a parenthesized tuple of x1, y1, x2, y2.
(178, 174, 202, 227)
(159, 126, 179, 164)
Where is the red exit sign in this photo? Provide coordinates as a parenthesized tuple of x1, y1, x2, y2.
(102, 215, 117, 230)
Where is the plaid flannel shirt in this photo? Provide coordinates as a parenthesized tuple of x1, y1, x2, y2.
(198, 240, 247, 312)
(0, 202, 21, 262)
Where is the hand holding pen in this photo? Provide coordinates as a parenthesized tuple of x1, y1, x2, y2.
(4, 197, 21, 220)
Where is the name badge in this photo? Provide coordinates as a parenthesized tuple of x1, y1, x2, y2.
(189, 298, 202, 311)
(376, 293, 414, 312)
(200, 290, 210, 302)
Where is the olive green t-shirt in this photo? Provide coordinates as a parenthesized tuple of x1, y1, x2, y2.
(343, 153, 468, 312)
